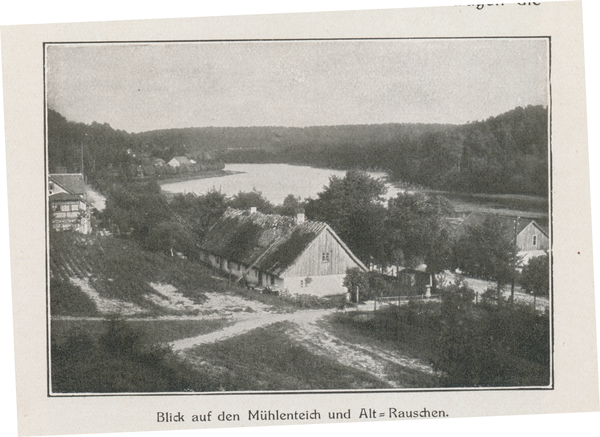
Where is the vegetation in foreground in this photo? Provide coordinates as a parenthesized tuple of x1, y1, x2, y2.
(52, 318, 389, 393)
(51, 318, 232, 346)
(184, 322, 389, 391)
(50, 230, 223, 317)
(51, 317, 222, 393)
(332, 283, 550, 387)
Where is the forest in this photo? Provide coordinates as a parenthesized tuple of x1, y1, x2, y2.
(47, 105, 548, 196)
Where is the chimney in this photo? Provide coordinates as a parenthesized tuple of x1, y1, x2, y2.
(250, 207, 257, 214)
(295, 209, 305, 225)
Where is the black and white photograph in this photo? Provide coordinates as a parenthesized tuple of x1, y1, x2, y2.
(46, 37, 552, 394)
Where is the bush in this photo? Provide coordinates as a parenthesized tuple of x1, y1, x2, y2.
(343, 268, 370, 302)
(50, 277, 98, 316)
(51, 316, 219, 393)
(434, 282, 550, 387)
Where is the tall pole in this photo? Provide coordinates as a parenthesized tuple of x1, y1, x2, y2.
(81, 143, 86, 183)
(510, 216, 519, 304)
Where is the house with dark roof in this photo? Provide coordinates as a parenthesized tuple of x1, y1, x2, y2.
(455, 213, 549, 258)
(199, 208, 368, 296)
(48, 173, 92, 234)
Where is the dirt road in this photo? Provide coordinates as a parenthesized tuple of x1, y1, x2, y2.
(170, 308, 331, 350)
(171, 301, 438, 388)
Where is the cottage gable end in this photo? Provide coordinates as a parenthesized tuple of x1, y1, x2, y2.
(280, 226, 367, 278)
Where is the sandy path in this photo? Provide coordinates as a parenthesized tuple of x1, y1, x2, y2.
(170, 309, 331, 351)
(289, 316, 439, 387)
(172, 306, 438, 387)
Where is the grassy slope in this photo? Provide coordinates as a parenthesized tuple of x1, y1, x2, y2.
(51, 319, 232, 346)
(329, 304, 549, 387)
(50, 231, 227, 317)
(185, 321, 389, 391)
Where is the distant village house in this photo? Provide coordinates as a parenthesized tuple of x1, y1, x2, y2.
(48, 173, 92, 234)
(199, 208, 368, 296)
(455, 212, 549, 263)
(167, 156, 194, 168)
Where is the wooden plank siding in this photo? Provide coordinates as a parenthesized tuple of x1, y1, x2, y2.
(517, 223, 549, 251)
(282, 228, 359, 278)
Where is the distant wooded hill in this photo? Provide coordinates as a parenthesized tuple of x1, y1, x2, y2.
(47, 105, 548, 196)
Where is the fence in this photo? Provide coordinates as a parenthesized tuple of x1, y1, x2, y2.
(373, 294, 440, 310)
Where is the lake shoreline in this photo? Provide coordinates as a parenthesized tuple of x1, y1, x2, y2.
(157, 170, 244, 186)
(158, 163, 548, 223)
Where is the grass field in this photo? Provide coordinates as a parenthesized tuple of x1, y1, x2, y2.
(183, 321, 389, 391)
(51, 318, 233, 346)
(50, 231, 228, 317)
(329, 301, 550, 387)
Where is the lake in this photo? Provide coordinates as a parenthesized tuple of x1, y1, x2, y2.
(160, 163, 401, 204)
(160, 163, 549, 223)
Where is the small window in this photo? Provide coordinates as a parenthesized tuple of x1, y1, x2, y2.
(300, 279, 304, 288)
(321, 252, 331, 263)
(270, 276, 275, 286)
(533, 235, 537, 246)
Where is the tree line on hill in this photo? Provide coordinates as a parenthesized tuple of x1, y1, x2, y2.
(218, 105, 548, 196)
(48, 104, 548, 196)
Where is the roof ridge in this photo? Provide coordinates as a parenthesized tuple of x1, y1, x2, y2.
(225, 207, 327, 227)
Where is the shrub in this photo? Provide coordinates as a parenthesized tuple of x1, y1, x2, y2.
(51, 316, 219, 393)
(434, 282, 550, 387)
(50, 277, 98, 316)
(343, 268, 370, 302)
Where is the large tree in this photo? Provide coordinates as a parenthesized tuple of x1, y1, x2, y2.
(385, 193, 454, 280)
(228, 189, 275, 214)
(102, 181, 172, 240)
(169, 190, 228, 238)
(520, 254, 550, 309)
(453, 216, 520, 302)
(305, 170, 387, 263)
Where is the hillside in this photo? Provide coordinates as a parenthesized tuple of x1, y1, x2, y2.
(47, 105, 548, 196)
(49, 231, 222, 317)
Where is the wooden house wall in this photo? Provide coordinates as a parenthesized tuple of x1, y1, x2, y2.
(517, 224, 549, 251)
(282, 274, 347, 297)
(51, 200, 91, 234)
(282, 228, 361, 278)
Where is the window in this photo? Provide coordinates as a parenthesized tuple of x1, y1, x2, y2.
(300, 279, 304, 288)
(533, 235, 537, 246)
(321, 252, 331, 263)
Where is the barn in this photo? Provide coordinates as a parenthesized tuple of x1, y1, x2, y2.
(199, 208, 367, 296)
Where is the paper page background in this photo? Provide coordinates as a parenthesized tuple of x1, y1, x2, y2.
(1, 1, 598, 436)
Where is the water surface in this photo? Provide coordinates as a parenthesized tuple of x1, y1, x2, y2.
(161, 163, 399, 204)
